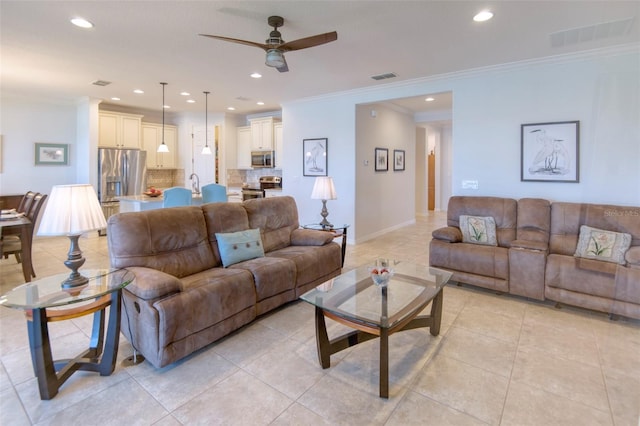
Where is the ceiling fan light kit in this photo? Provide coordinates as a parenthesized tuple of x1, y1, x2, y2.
(200, 15, 337, 73)
(265, 49, 285, 68)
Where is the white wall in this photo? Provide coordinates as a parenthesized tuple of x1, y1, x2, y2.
(280, 46, 640, 243)
(0, 94, 81, 195)
(355, 103, 416, 241)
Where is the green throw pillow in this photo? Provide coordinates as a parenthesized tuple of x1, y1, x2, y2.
(216, 229, 265, 267)
(459, 215, 498, 246)
(574, 225, 631, 265)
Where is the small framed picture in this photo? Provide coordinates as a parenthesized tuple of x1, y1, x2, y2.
(303, 138, 327, 176)
(393, 149, 405, 171)
(375, 148, 388, 171)
(521, 121, 579, 182)
(35, 143, 68, 166)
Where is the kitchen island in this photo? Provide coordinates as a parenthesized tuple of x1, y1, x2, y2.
(117, 194, 204, 212)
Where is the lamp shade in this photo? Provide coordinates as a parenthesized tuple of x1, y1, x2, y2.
(311, 177, 337, 200)
(38, 184, 107, 236)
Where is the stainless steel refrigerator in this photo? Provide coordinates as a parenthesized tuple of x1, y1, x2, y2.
(98, 148, 147, 234)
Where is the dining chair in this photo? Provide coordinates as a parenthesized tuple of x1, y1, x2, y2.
(201, 183, 228, 203)
(162, 187, 192, 208)
(2, 193, 48, 278)
(2, 191, 40, 240)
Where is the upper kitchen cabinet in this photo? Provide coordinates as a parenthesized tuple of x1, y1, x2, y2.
(249, 117, 280, 151)
(274, 122, 283, 169)
(99, 111, 143, 148)
(142, 123, 177, 168)
(236, 126, 252, 169)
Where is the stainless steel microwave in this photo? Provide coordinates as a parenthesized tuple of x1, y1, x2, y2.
(251, 151, 275, 168)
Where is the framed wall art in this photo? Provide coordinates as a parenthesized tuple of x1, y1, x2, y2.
(303, 138, 327, 176)
(393, 149, 405, 171)
(35, 143, 69, 166)
(375, 148, 388, 171)
(521, 121, 579, 182)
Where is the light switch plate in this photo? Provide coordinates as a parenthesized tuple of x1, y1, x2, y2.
(462, 180, 479, 189)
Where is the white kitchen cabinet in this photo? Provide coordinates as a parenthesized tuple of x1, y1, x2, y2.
(273, 122, 283, 169)
(236, 126, 252, 169)
(99, 111, 142, 148)
(142, 123, 177, 168)
(249, 117, 280, 151)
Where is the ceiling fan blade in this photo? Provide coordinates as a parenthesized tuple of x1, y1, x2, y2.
(279, 31, 337, 52)
(277, 56, 289, 73)
(199, 34, 269, 51)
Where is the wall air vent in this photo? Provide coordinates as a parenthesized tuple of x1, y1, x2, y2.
(92, 80, 112, 86)
(371, 72, 397, 81)
(550, 17, 635, 48)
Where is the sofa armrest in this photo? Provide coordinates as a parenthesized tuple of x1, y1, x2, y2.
(510, 239, 548, 252)
(123, 266, 182, 300)
(432, 226, 462, 243)
(291, 228, 334, 246)
(625, 246, 640, 269)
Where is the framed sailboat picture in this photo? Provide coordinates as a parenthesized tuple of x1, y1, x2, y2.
(521, 121, 579, 182)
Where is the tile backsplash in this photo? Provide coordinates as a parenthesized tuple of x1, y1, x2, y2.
(226, 169, 282, 188)
(147, 168, 183, 189)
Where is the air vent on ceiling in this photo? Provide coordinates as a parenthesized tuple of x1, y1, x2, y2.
(92, 80, 112, 86)
(235, 96, 251, 101)
(550, 17, 635, 48)
(371, 72, 397, 81)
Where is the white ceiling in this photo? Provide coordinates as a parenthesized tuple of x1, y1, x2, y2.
(2, 1, 638, 116)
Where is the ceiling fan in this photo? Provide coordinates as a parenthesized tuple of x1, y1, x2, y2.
(199, 16, 337, 73)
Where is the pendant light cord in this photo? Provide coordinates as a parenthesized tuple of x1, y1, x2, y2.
(204, 91, 209, 148)
(161, 82, 167, 145)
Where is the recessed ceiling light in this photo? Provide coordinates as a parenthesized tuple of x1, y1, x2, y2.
(180, 92, 190, 96)
(70, 17, 93, 28)
(257, 101, 265, 106)
(473, 10, 494, 22)
(250, 73, 262, 79)
(227, 107, 236, 111)
(163, 105, 170, 109)
(186, 99, 196, 103)
(133, 89, 144, 94)
(111, 97, 121, 101)
(425, 97, 435, 102)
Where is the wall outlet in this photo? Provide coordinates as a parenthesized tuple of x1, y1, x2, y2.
(462, 180, 479, 189)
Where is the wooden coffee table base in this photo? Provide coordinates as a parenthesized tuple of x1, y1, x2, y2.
(314, 287, 443, 398)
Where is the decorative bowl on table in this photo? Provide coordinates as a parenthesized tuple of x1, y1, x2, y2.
(370, 267, 394, 287)
(143, 190, 162, 197)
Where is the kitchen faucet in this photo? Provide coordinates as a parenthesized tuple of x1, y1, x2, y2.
(190, 173, 200, 194)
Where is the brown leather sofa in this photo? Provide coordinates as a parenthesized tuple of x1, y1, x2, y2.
(430, 196, 639, 319)
(545, 202, 640, 319)
(107, 196, 342, 368)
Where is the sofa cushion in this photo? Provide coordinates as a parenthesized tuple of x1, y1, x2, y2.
(460, 215, 497, 246)
(244, 196, 299, 252)
(216, 229, 265, 267)
(574, 225, 631, 265)
(446, 196, 517, 247)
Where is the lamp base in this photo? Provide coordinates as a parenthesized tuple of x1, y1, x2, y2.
(62, 234, 88, 289)
(319, 199, 333, 229)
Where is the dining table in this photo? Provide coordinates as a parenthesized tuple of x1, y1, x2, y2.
(0, 212, 34, 283)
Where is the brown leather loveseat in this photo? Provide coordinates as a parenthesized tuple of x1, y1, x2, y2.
(107, 196, 342, 368)
(430, 196, 639, 319)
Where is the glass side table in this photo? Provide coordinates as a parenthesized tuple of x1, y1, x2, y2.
(0, 268, 135, 399)
(303, 224, 349, 267)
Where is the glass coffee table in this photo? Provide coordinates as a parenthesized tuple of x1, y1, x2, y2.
(300, 261, 452, 398)
(0, 268, 134, 399)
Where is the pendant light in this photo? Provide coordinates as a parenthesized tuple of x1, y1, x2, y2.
(157, 82, 169, 153)
(201, 91, 212, 155)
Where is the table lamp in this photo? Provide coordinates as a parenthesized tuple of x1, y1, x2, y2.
(311, 176, 337, 228)
(37, 184, 107, 288)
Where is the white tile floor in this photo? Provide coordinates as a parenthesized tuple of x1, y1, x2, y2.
(1, 212, 639, 425)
